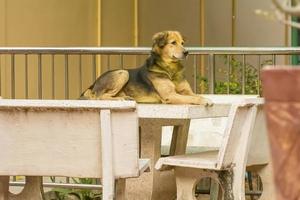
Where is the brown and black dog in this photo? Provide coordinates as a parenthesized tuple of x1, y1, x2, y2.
(80, 31, 212, 105)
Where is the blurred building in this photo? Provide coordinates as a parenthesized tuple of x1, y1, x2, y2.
(0, 0, 289, 99)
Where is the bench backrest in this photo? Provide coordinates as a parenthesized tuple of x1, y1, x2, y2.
(216, 98, 262, 169)
(0, 100, 139, 178)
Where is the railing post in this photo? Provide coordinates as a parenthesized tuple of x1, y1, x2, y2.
(193, 55, 197, 93)
(25, 54, 28, 99)
(11, 54, 15, 99)
(51, 54, 55, 99)
(257, 55, 261, 95)
(79, 54, 82, 96)
(65, 54, 69, 99)
(208, 54, 215, 94)
(38, 54, 42, 99)
(242, 54, 246, 94)
(227, 55, 231, 94)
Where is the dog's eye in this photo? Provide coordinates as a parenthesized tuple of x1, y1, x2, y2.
(181, 42, 184, 45)
(171, 41, 177, 45)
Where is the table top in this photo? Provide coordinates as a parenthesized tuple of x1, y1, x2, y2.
(0, 95, 263, 119)
(137, 95, 263, 119)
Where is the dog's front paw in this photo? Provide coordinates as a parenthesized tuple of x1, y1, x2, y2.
(122, 96, 135, 101)
(196, 96, 213, 106)
(203, 98, 213, 107)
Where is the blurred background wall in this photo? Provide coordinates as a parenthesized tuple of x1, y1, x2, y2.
(0, 0, 288, 99)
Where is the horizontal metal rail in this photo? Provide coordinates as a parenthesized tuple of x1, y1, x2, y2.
(10, 181, 262, 196)
(0, 47, 300, 55)
(10, 181, 102, 190)
(196, 189, 262, 196)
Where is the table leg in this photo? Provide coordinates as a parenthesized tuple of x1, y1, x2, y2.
(126, 119, 190, 200)
(170, 119, 190, 156)
(116, 179, 126, 200)
(9, 176, 43, 200)
(0, 176, 9, 200)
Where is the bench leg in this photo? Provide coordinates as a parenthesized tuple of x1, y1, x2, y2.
(218, 170, 234, 200)
(9, 176, 43, 200)
(175, 167, 220, 200)
(255, 164, 275, 200)
(218, 166, 247, 200)
(0, 176, 9, 200)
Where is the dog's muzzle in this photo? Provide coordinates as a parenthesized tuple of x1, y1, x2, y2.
(184, 50, 189, 57)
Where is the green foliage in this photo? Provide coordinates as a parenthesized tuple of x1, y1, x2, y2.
(198, 56, 272, 95)
(51, 178, 102, 200)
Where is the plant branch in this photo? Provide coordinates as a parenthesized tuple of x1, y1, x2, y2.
(275, 9, 300, 29)
(272, 0, 300, 16)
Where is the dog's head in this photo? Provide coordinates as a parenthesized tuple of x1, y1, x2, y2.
(151, 31, 188, 63)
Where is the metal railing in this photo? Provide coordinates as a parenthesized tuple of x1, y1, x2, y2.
(0, 47, 299, 99)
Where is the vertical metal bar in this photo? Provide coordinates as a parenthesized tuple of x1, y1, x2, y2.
(107, 55, 111, 71)
(79, 55, 82, 95)
(208, 54, 215, 94)
(11, 54, 15, 99)
(38, 54, 42, 99)
(119, 54, 124, 69)
(227, 55, 231, 94)
(242, 54, 246, 94)
(25, 54, 28, 99)
(272, 54, 276, 66)
(247, 172, 255, 200)
(52, 54, 55, 99)
(92, 54, 96, 81)
(0, 55, 2, 96)
(193, 55, 197, 93)
(66, 177, 70, 184)
(135, 55, 138, 67)
(257, 55, 261, 95)
(65, 54, 69, 99)
(50, 176, 56, 183)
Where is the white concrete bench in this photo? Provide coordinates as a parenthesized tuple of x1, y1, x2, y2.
(0, 100, 149, 200)
(155, 97, 274, 200)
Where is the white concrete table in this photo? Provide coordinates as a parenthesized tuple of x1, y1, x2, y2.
(126, 95, 264, 200)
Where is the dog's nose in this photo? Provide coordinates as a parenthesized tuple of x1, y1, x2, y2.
(184, 50, 189, 56)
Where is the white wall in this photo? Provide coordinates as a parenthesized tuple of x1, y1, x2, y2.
(205, 0, 287, 47)
(236, 0, 286, 46)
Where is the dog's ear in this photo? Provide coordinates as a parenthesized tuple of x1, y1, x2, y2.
(152, 31, 169, 48)
(182, 35, 187, 44)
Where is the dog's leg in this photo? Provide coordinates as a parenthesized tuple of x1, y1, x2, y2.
(175, 80, 195, 96)
(82, 70, 130, 100)
(98, 70, 129, 99)
(115, 91, 135, 100)
(175, 80, 213, 106)
(151, 77, 212, 105)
